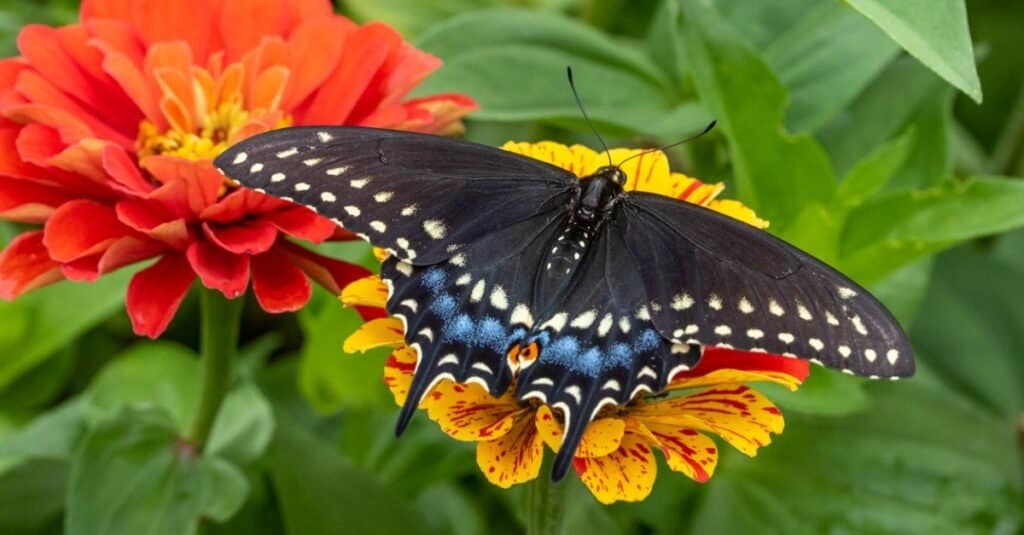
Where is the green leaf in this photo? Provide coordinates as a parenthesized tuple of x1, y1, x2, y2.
(911, 244, 1024, 419)
(344, 0, 502, 40)
(0, 269, 134, 390)
(66, 408, 248, 535)
(87, 342, 275, 464)
(0, 459, 67, 535)
(265, 417, 430, 535)
(764, 1, 900, 133)
(205, 383, 274, 466)
(840, 176, 1024, 284)
(680, 1, 836, 227)
(0, 399, 88, 461)
(820, 57, 947, 175)
(691, 381, 1022, 533)
(759, 368, 870, 417)
(884, 86, 956, 190)
(413, 9, 710, 138)
(845, 0, 982, 103)
(298, 292, 392, 411)
(88, 342, 201, 430)
(837, 129, 914, 205)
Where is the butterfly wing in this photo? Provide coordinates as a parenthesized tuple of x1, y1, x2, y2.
(214, 127, 576, 265)
(617, 191, 915, 378)
(380, 206, 568, 433)
(514, 221, 702, 480)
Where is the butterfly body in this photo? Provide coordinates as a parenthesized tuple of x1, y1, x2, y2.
(215, 126, 914, 480)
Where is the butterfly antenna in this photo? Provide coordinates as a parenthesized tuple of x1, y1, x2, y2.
(615, 120, 717, 167)
(567, 66, 613, 167)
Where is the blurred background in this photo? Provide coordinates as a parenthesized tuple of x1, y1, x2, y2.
(0, 0, 1022, 533)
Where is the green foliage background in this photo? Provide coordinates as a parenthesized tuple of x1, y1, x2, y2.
(1, 0, 1023, 533)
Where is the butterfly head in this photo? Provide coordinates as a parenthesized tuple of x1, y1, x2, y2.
(593, 165, 627, 186)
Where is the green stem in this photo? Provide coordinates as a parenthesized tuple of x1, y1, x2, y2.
(526, 458, 567, 535)
(189, 289, 243, 450)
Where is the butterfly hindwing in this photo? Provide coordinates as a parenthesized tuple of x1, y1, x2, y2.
(380, 205, 569, 433)
(515, 221, 701, 479)
(618, 192, 914, 378)
(214, 127, 576, 264)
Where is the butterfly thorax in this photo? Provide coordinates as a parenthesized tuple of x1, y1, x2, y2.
(543, 167, 624, 277)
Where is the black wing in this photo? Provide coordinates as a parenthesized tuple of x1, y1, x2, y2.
(617, 192, 914, 378)
(514, 222, 702, 480)
(380, 207, 565, 435)
(214, 127, 576, 265)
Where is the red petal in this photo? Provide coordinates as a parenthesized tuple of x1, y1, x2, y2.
(297, 23, 400, 124)
(43, 200, 132, 262)
(0, 231, 63, 298)
(682, 347, 811, 381)
(281, 18, 351, 111)
(201, 188, 288, 223)
(126, 253, 195, 338)
(265, 206, 336, 243)
(131, 0, 215, 63)
(276, 240, 367, 294)
(219, 0, 287, 62)
(251, 247, 311, 312)
(62, 236, 165, 281)
(142, 156, 221, 201)
(81, 0, 135, 21)
(0, 176, 74, 223)
(115, 196, 193, 249)
(202, 220, 278, 255)
(186, 239, 250, 299)
(101, 144, 153, 196)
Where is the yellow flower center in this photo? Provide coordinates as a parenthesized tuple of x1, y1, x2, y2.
(136, 100, 291, 161)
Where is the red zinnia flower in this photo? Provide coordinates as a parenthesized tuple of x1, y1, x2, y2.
(0, 0, 476, 337)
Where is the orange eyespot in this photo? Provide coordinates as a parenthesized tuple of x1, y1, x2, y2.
(520, 342, 539, 363)
(506, 344, 521, 367)
(505, 342, 541, 368)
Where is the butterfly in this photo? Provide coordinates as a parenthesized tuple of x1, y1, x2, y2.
(214, 126, 914, 480)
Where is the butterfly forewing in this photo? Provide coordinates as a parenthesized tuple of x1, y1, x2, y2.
(214, 127, 576, 265)
(619, 192, 914, 378)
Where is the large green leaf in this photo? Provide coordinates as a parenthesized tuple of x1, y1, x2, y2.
(911, 240, 1024, 419)
(265, 417, 430, 535)
(679, 1, 835, 227)
(840, 176, 1024, 283)
(764, 1, 899, 133)
(87, 342, 275, 465)
(413, 9, 711, 138)
(845, 0, 982, 103)
(0, 269, 134, 390)
(0, 459, 66, 535)
(690, 382, 1022, 533)
(66, 408, 248, 535)
(820, 57, 948, 176)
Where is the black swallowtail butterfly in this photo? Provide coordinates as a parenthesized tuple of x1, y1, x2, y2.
(214, 126, 914, 480)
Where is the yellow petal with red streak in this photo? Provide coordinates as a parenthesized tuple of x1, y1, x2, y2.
(628, 417, 717, 482)
(573, 422, 657, 504)
(343, 317, 404, 353)
(667, 368, 804, 393)
(340, 275, 388, 308)
(477, 416, 544, 488)
(534, 406, 626, 458)
(632, 385, 784, 457)
(383, 344, 416, 406)
(423, 380, 524, 442)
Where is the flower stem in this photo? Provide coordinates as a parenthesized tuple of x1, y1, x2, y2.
(190, 289, 243, 450)
(526, 458, 567, 535)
